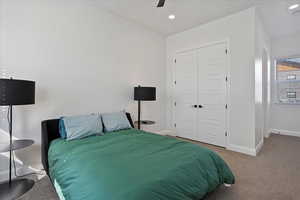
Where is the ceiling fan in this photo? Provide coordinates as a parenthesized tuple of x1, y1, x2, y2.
(157, 0, 166, 7)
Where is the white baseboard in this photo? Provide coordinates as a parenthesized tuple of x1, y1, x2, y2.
(255, 139, 264, 155)
(270, 129, 300, 138)
(157, 130, 175, 136)
(265, 131, 271, 138)
(227, 144, 256, 156)
(227, 139, 263, 156)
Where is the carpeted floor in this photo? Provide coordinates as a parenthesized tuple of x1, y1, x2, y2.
(19, 134, 300, 200)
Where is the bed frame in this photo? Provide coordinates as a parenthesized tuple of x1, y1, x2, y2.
(41, 113, 134, 175)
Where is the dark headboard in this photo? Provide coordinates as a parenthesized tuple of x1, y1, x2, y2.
(41, 113, 134, 174)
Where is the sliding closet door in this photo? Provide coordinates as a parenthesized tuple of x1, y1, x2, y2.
(174, 50, 198, 140)
(197, 43, 228, 147)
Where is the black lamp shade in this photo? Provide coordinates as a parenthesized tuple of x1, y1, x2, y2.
(134, 86, 156, 101)
(0, 79, 35, 106)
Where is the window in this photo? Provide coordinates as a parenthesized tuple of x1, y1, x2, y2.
(276, 57, 300, 104)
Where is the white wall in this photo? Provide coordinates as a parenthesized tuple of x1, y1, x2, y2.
(254, 10, 271, 146)
(0, 0, 166, 176)
(270, 33, 300, 135)
(166, 8, 257, 155)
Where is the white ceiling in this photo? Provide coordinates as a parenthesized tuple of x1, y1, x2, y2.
(97, 0, 300, 39)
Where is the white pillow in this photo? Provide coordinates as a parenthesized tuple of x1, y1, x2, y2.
(101, 111, 132, 132)
(63, 114, 103, 141)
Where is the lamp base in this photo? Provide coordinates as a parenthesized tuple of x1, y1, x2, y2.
(0, 179, 34, 200)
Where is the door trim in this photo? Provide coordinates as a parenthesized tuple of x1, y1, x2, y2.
(172, 39, 231, 149)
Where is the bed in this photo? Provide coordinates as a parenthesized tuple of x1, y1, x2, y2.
(41, 113, 235, 200)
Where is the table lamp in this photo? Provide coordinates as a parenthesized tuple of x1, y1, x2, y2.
(134, 86, 156, 129)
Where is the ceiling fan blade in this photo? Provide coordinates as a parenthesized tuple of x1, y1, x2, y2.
(157, 0, 165, 7)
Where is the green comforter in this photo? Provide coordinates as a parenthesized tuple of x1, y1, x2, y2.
(49, 129, 234, 200)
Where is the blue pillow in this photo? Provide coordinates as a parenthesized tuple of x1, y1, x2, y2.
(101, 111, 132, 132)
(59, 118, 67, 139)
(62, 114, 103, 141)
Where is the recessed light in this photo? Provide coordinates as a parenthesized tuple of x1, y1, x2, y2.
(168, 14, 175, 20)
(289, 4, 299, 10)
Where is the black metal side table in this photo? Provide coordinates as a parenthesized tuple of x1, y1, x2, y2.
(134, 120, 155, 129)
(0, 139, 35, 200)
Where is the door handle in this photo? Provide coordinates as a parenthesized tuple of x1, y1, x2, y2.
(198, 105, 203, 108)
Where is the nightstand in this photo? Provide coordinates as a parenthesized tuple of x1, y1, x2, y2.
(134, 120, 155, 127)
(134, 120, 157, 132)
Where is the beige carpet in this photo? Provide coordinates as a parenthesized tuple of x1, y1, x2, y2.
(19, 134, 300, 200)
(197, 134, 300, 200)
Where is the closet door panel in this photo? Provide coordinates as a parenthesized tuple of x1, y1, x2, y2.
(174, 50, 198, 140)
(197, 43, 227, 147)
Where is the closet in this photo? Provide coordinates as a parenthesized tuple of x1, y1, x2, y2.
(174, 42, 229, 147)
